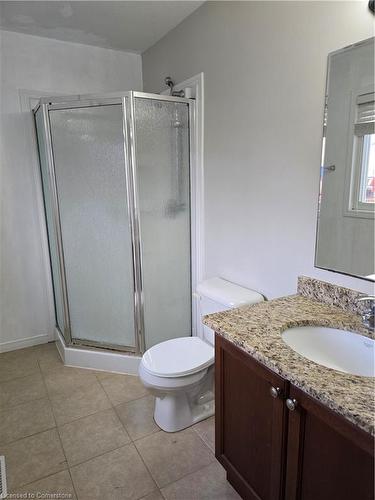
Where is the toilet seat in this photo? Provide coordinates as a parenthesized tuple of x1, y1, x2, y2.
(141, 337, 214, 378)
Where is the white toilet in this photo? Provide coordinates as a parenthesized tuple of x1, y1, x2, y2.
(138, 277, 264, 432)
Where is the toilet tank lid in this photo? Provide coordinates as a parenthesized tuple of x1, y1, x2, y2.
(196, 277, 264, 308)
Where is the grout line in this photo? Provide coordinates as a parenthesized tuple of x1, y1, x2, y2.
(192, 426, 215, 454)
(37, 358, 79, 500)
(111, 402, 133, 439)
(131, 439, 160, 493)
(133, 431, 216, 492)
(64, 443, 159, 500)
(134, 425, 217, 491)
(65, 441, 132, 469)
(0, 394, 51, 415)
(45, 376, 111, 404)
(159, 489, 167, 500)
(159, 460, 221, 496)
(55, 405, 118, 430)
(9, 469, 73, 494)
(0, 368, 42, 385)
(130, 428, 160, 444)
(50, 403, 112, 430)
(94, 372, 149, 407)
(139, 490, 165, 500)
(0, 428, 58, 451)
(112, 393, 151, 407)
(101, 384, 162, 494)
(0, 422, 56, 448)
(111, 395, 160, 443)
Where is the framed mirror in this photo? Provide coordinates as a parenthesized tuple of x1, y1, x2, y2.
(315, 38, 375, 282)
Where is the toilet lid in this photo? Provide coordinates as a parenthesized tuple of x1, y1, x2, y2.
(142, 337, 214, 378)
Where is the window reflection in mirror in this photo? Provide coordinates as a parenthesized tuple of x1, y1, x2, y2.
(315, 38, 375, 281)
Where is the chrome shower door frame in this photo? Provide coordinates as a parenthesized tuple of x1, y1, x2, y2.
(123, 91, 196, 355)
(35, 92, 196, 355)
(36, 103, 72, 346)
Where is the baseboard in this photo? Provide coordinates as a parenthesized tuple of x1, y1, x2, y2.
(55, 329, 141, 375)
(0, 334, 51, 353)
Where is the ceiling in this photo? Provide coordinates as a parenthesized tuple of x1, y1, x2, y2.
(0, 1, 204, 53)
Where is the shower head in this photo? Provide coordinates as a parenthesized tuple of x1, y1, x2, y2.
(165, 77, 174, 94)
(164, 77, 185, 98)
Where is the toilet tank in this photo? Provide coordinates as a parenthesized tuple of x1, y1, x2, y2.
(196, 277, 264, 345)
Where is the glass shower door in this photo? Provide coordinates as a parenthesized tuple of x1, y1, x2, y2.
(132, 96, 192, 349)
(48, 103, 136, 349)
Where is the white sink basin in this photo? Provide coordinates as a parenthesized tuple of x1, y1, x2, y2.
(282, 326, 375, 377)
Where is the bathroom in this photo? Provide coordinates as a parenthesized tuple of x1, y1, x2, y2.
(0, 1, 374, 499)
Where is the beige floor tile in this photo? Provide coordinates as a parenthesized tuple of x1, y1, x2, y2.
(28, 342, 59, 358)
(140, 490, 164, 500)
(95, 370, 118, 381)
(0, 372, 47, 410)
(115, 395, 159, 441)
(0, 398, 55, 445)
(135, 429, 215, 488)
(58, 408, 131, 466)
(0, 428, 68, 490)
(193, 416, 215, 452)
(43, 366, 98, 398)
(0, 350, 40, 383)
(161, 461, 241, 500)
(0, 342, 60, 385)
(99, 374, 148, 406)
(37, 344, 64, 373)
(50, 381, 112, 426)
(11, 470, 76, 499)
(70, 444, 156, 500)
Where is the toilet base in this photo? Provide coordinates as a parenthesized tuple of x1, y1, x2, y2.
(154, 392, 214, 432)
(139, 356, 215, 433)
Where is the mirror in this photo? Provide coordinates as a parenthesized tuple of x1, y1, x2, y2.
(315, 38, 375, 281)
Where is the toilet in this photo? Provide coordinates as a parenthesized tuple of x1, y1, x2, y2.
(138, 277, 264, 432)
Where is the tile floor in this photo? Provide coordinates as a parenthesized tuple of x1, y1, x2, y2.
(0, 342, 240, 500)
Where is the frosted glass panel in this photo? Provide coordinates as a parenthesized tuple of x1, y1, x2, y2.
(49, 104, 135, 348)
(134, 98, 191, 349)
(35, 109, 65, 337)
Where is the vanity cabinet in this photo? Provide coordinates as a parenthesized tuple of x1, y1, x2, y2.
(215, 335, 288, 500)
(215, 335, 374, 500)
(284, 385, 374, 500)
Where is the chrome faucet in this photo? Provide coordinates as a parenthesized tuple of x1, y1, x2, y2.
(357, 296, 375, 330)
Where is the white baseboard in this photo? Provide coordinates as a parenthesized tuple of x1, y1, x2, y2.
(0, 334, 51, 353)
(55, 329, 141, 375)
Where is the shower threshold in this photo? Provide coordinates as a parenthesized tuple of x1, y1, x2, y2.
(55, 329, 141, 375)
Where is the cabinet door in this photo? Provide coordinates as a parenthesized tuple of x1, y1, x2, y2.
(285, 385, 374, 500)
(215, 335, 288, 500)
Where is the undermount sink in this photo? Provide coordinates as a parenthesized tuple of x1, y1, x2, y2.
(282, 326, 375, 378)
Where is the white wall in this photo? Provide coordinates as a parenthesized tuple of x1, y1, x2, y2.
(0, 30, 142, 351)
(142, 1, 375, 299)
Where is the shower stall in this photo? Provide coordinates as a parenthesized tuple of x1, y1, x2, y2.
(34, 91, 194, 355)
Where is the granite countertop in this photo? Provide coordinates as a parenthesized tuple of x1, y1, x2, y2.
(203, 294, 375, 435)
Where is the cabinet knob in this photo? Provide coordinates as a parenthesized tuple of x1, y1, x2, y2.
(269, 386, 281, 399)
(286, 398, 298, 411)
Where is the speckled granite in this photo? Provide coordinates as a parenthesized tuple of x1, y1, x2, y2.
(298, 275, 373, 318)
(203, 295, 375, 435)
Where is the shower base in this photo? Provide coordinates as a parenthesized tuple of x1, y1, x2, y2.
(55, 329, 141, 375)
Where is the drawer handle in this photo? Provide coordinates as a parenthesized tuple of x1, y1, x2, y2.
(286, 398, 298, 411)
(270, 386, 281, 399)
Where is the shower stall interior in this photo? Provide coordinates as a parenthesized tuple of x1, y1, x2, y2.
(34, 91, 194, 355)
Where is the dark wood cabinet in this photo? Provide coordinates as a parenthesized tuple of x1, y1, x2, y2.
(285, 385, 374, 500)
(215, 334, 374, 500)
(215, 335, 288, 500)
